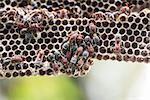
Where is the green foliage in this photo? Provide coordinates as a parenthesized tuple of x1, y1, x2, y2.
(8, 76, 84, 100)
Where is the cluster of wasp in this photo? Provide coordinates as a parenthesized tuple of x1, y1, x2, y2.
(0, 0, 149, 78)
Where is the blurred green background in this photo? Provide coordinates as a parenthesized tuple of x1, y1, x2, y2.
(0, 76, 85, 100)
(0, 60, 149, 100)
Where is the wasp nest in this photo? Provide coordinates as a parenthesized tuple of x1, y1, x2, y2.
(0, 0, 149, 78)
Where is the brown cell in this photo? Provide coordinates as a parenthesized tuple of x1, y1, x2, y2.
(15, 64, 22, 70)
(12, 71, 19, 77)
(26, 70, 32, 76)
(110, 56, 116, 60)
(130, 56, 136, 62)
(137, 57, 144, 63)
(116, 55, 122, 61)
(39, 69, 46, 76)
(22, 63, 28, 69)
(5, 72, 11, 78)
(96, 54, 102, 60)
(144, 57, 150, 63)
(103, 55, 109, 60)
(123, 54, 130, 62)
(8, 64, 14, 70)
(121, 48, 126, 54)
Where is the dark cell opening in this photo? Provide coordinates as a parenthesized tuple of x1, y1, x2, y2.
(41, 44, 46, 50)
(142, 18, 148, 24)
(5, 72, 11, 78)
(136, 37, 142, 42)
(34, 44, 40, 50)
(26, 70, 32, 76)
(13, 72, 19, 77)
(81, 4, 86, 10)
(12, 45, 18, 50)
(59, 26, 64, 31)
(48, 44, 53, 50)
(99, 47, 106, 53)
(134, 50, 140, 55)
(11, 1, 17, 7)
(26, 56, 32, 62)
(132, 42, 138, 49)
(22, 51, 28, 56)
(125, 42, 130, 48)
(39, 69, 46, 75)
(138, 24, 143, 30)
(122, 35, 128, 41)
(131, 23, 137, 29)
(30, 51, 35, 56)
(37, 38, 43, 44)
(41, 32, 47, 38)
(51, 38, 57, 43)
(128, 16, 133, 22)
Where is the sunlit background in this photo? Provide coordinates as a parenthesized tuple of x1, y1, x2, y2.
(0, 60, 149, 100)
